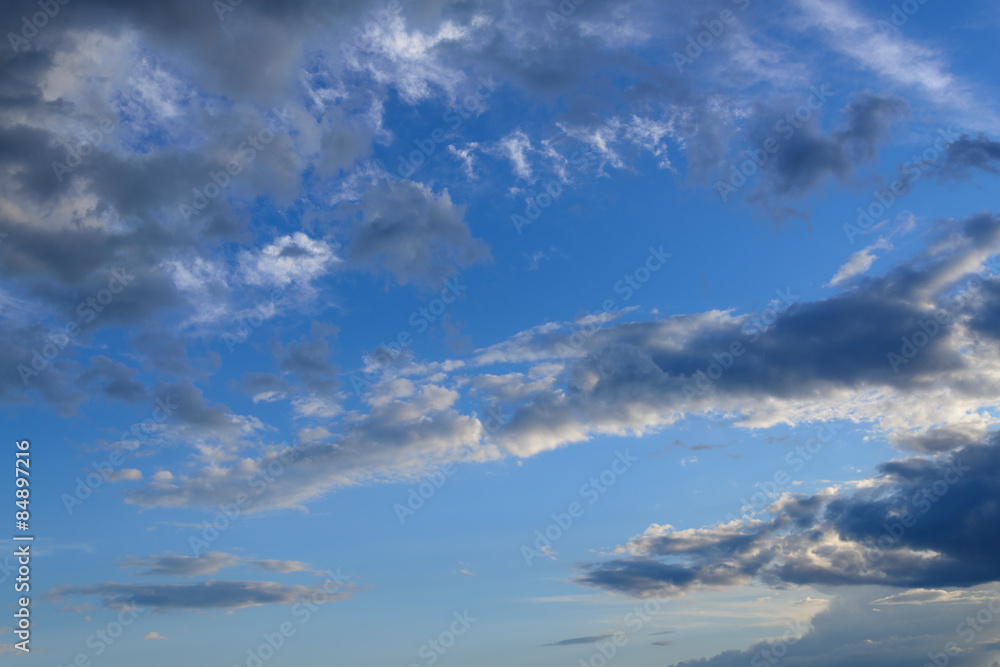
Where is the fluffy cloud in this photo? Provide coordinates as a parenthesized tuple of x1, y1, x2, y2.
(239, 232, 340, 289)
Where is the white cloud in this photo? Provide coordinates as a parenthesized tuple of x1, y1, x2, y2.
(239, 232, 340, 289)
(826, 238, 893, 287)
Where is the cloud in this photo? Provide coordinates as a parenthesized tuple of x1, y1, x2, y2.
(494, 129, 535, 181)
(50, 579, 354, 612)
(124, 384, 489, 510)
(793, 0, 998, 131)
(746, 92, 909, 206)
(107, 469, 142, 482)
(664, 585, 1000, 667)
(346, 180, 491, 288)
(250, 559, 323, 576)
(118, 551, 326, 580)
(269, 321, 340, 396)
(540, 632, 614, 646)
(143, 632, 168, 640)
(238, 232, 340, 289)
(825, 238, 893, 287)
(576, 435, 1000, 598)
(933, 134, 1000, 179)
(76, 356, 149, 402)
(125, 213, 1000, 511)
(120, 552, 243, 577)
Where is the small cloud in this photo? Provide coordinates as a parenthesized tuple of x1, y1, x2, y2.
(525, 250, 547, 271)
(680, 456, 698, 466)
(108, 469, 142, 482)
(825, 238, 892, 287)
(249, 559, 323, 576)
(652, 640, 673, 646)
(540, 632, 614, 647)
(144, 632, 168, 640)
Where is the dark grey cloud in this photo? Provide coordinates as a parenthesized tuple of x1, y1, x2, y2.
(346, 180, 491, 288)
(577, 434, 1000, 598)
(238, 372, 292, 402)
(270, 321, 340, 395)
(50, 579, 352, 612)
(150, 380, 244, 438)
(745, 92, 909, 204)
(131, 329, 202, 377)
(934, 134, 1000, 179)
(123, 213, 1000, 509)
(482, 212, 1000, 456)
(77, 356, 147, 403)
(0, 320, 86, 414)
(540, 633, 614, 646)
(892, 424, 987, 455)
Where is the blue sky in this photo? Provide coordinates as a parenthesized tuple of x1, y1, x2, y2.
(3, 0, 1000, 665)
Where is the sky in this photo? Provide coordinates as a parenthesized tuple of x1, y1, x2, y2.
(2, 0, 1000, 665)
